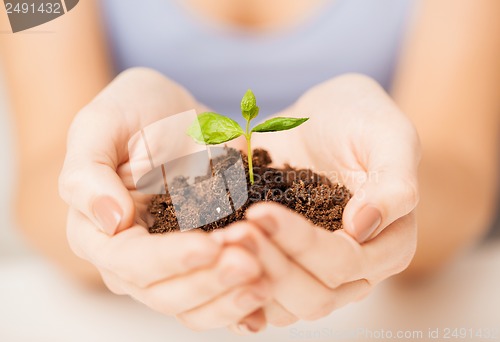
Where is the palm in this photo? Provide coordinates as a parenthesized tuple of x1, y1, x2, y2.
(250, 112, 369, 196)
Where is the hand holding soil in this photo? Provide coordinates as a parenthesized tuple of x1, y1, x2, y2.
(149, 89, 350, 234)
(59, 69, 420, 334)
(59, 68, 271, 332)
(196, 75, 420, 329)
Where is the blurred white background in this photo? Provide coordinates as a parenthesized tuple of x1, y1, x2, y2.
(0, 71, 499, 341)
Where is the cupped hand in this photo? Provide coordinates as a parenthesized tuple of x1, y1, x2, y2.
(222, 74, 420, 328)
(59, 68, 271, 332)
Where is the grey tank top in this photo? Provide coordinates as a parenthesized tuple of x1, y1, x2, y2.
(100, 0, 415, 125)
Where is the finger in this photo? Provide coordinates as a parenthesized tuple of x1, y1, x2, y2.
(246, 203, 366, 288)
(118, 246, 263, 315)
(342, 121, 420, 243)
(59, 68, 200, 235)
(60, 158, 135, 235)
(263, 301, 298, 327)
(67, 209, 222, 287)
(291, 74, 420, 243)
(176, 279, 271, 331)
(99, 269, 127, 295)
(361, 212, 417, 283)
(342, 171, 419, 243)
(247, 203, 416, 288)
(214, 223, 341, 321)
(229, 310, 267, 335)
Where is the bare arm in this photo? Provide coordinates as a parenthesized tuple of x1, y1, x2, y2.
(392, 0, 500, 277)
(0, 0, 112, 285)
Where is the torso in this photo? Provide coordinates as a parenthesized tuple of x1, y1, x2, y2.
(179, 0, 328, 32)
(100, 0, 415, 125)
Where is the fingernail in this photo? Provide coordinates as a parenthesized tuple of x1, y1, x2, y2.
(92, 196, 123, 235)
(220, 226, 258, 253)
(249, 281, 269, 300)
(239, 237, 258, 254)
(235, 287, 268, 310)
(235, 293, 261, 310)
(253, 215, 278, 235)
(352, 206, 382, 243)
(236, 322, 258, 334)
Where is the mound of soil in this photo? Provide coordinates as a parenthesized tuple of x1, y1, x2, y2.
(148, 148, 351, 233)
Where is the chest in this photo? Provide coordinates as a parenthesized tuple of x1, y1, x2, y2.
(100, 0, 414, 123)
(179, 0, 327, 31)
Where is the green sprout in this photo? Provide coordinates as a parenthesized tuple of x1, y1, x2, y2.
(187, 90, 309, 184)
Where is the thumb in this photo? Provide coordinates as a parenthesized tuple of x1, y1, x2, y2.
(59, 159, 135, 236)
(342, 172, 419, 243)
(59, 101, 135, 236)
(58, 67, 204, 235)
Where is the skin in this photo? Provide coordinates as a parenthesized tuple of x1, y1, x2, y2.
(59, 68, 272, 330)
(0, 0, 111, 284)
(392, 0, 500, 277)
(180, 0, 326, 31)
(58, 71, 419, 333)
(2, 0, 500, 334)
(225, 75, 420, 329)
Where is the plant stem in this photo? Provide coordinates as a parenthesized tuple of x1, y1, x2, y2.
(245, 120, 254, 184)
(246, 135, 254, 184)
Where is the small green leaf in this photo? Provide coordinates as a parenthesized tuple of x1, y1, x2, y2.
(244, 106, 260, 121)
(241, 89, 259, 121)
(187, 112, 244, 145)
(251, 117, 309, 133)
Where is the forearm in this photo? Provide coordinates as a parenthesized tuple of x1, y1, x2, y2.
(15, 151, 103, 287)
(391, 0, 500, 277)
(403, 150, 498, 278)
(1, 0, 111, 286)
(395, 98, 500, 279)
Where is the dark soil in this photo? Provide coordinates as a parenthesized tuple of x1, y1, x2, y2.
(148, 148, 351, 233)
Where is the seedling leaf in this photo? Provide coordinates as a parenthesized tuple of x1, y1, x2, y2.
(187, 112, 244, 145)
(241, 90, 259, 121)
(251, 117, 309, 133)
(186, 90, 309, 185)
